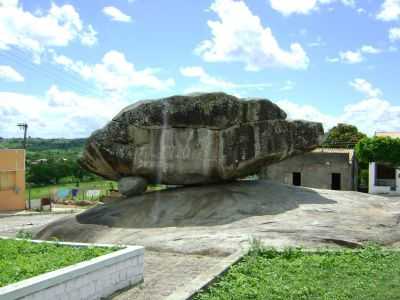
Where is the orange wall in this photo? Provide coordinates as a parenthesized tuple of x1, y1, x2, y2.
(0, 149, 26, 211)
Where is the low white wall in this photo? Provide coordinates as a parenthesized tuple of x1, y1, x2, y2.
(369, 162, 400, 195)
(0, 239, 144, 300)
(397, 169, 400, 193)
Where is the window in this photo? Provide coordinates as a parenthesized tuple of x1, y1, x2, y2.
(292, 172, 301, 186)
(0, 172, 16, 191)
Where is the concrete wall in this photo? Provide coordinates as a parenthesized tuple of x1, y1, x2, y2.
(0, 240, 144, 300)
(369, 162, 400, 194)
(259, 151, 356, 191)
(0, 149, 25, 211)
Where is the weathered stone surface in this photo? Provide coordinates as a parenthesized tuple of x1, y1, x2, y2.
(118, 177, 148, 197)
(79, 92, 324, 185)
(36, 180, 400, 255)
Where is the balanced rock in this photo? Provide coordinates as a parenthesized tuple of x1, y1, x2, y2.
(80, 92, 323, 188)
(118, 176, 148, 197)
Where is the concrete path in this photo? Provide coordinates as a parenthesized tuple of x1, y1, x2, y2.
(0, 213, 71, 237)
(0, 214, 229, 300)
(112, 251, 222, 300)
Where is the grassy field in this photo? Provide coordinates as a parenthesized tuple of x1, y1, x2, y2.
(26, 180, 117, 201)
(194, 245, 400, 300)
(0, 239, 118, 287)
(26, 180, 167, 202)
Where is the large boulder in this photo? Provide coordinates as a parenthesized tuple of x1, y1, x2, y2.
(80, 92, 323, 186)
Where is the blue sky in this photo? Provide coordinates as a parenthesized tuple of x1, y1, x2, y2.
(0, 0, 399, 138)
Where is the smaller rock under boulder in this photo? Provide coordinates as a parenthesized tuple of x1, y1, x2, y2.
(118, 177, 148, 197)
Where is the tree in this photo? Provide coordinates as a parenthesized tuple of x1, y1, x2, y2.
(355, 136, 400, 167)
(322, 124, 367, 148)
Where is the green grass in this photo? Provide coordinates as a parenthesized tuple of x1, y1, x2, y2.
(194, 246, 400, 300)
(26, 180, 116, 201)
(0, 239, 118, 287)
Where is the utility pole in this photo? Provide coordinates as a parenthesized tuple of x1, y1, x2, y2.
(17, 123, 28, 149)
(17, 123, 30, 209)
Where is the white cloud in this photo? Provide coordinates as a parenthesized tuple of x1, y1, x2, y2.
(269, 0, 356, 16)
(307, 36, 326, 48)
(341, 98, 400, 135)
(356, 7, 366, 14)
(0, 65, 24, 82)
(278, 98, 400, 136)
(278, 78, 400, 135)
(277, 100, 337, 130)
(52, 50, 175, 93)
(281, 80, 295, 91)
(196, 0, 309, 71)
(325, 57, 340, 63)
(180, 66, 273, 94)
(389, 27, 400, 42)
(349, 78, 382, 98)
(377, 0, 400, 21)
(180, 66, 236, 89)
(328, 45, 381, 64)
(339, 50, 364, 64)
(80, 25, 98, 46)
(0, 0, 18, 7)
(270, 0, 318, 16)
(360, 45, 381, 54)
(102, 6, 132, 23)
(0, 86, 131, 138)
(0, 1, 97, 62)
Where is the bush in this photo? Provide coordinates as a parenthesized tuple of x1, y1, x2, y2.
(356, 136, 400, 167)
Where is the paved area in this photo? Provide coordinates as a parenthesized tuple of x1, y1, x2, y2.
(0, 213, 227, 300)
(112, 251, 222, 300)
(5, 186, 400, 300)
(0, 213, 70, 237)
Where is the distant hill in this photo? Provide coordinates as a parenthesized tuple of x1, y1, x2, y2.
(0, 138, 87, 152)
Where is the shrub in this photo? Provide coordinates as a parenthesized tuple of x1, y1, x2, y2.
(356, 136, 400, 167)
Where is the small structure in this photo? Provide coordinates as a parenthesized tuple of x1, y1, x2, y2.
(259, 148, 358, 191)
(368, 132, 400, 195)
(0, 149, 26, 211)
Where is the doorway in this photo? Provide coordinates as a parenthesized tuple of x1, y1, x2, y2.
(292, 172, 301, 186)
(331, 173, 341, 190)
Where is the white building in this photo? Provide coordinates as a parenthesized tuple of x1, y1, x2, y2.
(369, 132, 400, 195)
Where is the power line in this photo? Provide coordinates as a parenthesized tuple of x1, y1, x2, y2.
(0, 48, 104, 98)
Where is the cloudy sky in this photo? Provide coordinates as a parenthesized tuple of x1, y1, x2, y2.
(0, 0, 399, 138)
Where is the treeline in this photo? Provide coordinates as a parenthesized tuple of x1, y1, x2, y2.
(27, 158, 98, 186)
(0, 138, 86, 151)
(0, 137, 99, 186)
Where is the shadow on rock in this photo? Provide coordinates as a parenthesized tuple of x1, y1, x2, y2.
(74, 180, 336, 228)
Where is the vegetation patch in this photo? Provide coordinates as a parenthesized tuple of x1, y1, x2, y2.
(27, 180, 116, 201)
(0, 239, 118, 288)
(194, 246, 400, 300)
(356, 136, 400, 167)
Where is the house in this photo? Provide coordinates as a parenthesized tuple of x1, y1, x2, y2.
(0, 149, 26, 211)
(259, 148, 358, 191)
(368, 132, 400, 195)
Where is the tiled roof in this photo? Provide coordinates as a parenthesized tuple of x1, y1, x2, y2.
(375, 132, 400, 138)
(312, 148, 354, 162)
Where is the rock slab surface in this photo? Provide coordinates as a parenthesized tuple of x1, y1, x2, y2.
(37, 181, 400, 256)
(79, 93, 324, 185)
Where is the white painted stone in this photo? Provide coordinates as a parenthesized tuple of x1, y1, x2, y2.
(0, 238, 144, 300)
